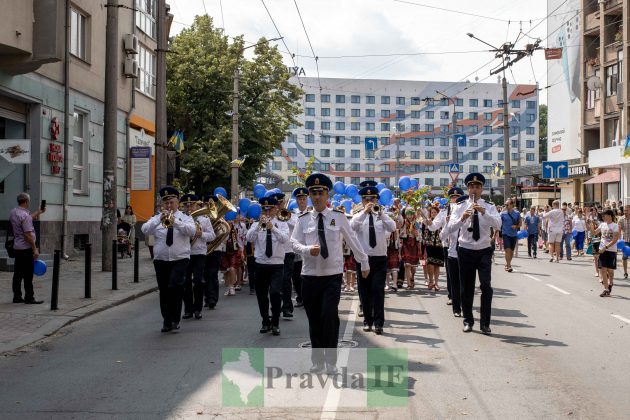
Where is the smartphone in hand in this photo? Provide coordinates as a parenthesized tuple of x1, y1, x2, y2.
(40, 200, 46, 211)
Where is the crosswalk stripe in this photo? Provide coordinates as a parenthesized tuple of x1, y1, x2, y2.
(611, 314, 630, 324)
(545, 284, 570, 295)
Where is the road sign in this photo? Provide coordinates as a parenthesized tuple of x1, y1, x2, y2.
(454, 133, 466, 147)
(365, 137, 377, 151)
(449, 172, 460, 183)
(542, 161, 569, 179)
(449, 163, 460, 173)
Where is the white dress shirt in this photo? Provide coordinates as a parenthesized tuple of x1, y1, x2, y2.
(291, 207, 370, 276)
(350, 210, 396, 257)
(446, 197, 501, 250)
(191, 215, 216, 256)
(281, 212, 299, 254)
(246, 218, 289, 265)
(141, 210, 197, 261)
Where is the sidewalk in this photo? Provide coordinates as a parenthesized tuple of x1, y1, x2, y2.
(0, 245, 158, 354)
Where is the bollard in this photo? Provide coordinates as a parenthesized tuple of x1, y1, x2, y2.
(50, 249, 61, 310)
(84, 243, 92, 298)
(112, 239, 118, 290)
(133, 237, 139, 283)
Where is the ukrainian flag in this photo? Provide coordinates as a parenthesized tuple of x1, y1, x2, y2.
(624, 135, 630, 158)
(493, 163, 504, 177)
(169, 130, 185, 154)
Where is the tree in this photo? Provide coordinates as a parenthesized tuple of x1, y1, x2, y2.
(166, 15, 303, 195)
(538, 104, 547, 162)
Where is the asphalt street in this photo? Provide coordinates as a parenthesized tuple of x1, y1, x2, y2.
(1, 251, 629, 419)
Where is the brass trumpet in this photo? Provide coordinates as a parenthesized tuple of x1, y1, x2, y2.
(259, 215, 272, 230)
(206, 195, 237, 254)
(161, 210, 174, 228)
(277, 199, 291, 222)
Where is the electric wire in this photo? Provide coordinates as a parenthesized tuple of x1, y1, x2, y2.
(293, 0, 321, 91)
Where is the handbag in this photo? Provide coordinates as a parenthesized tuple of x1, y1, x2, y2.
(586, 243, 593, 255)
(4, 223, 15, 258)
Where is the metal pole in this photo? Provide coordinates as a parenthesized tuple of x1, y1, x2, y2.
(155, 0, 168, 189)
(133, 237, 139, 283)
(50, 250, 60, 310)
(102, 0, 119, 272)
(230, 67, 240, 203)
(112, 239, 118, 290)
(84, 243, 91, 298)
(502, 76, 511, 199)
(395, 131, 400, 188)
(452, 100, 458, 165)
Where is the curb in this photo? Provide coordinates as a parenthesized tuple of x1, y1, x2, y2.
(1, 286, 158, 356)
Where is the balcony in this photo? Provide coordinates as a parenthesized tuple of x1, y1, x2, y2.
(584, 10, 600, 34)
(604, 42, 622, 64)
(604, 0, 623, 13)
(584, 108, 598, 126)
(588, 145, 624, 169)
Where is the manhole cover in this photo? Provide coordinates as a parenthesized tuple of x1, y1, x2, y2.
(298, 340, 358, 348)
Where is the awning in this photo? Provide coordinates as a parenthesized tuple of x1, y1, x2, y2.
(583, 170, 620, 184)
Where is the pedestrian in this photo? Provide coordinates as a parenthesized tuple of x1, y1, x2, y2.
(420, 204, 445, 290)
(572, 208, 587, 256)
(616, 205, 630, 278)
(350, 181, 396, 334)
(121, 205, 137, 248)
(141, 186, 196, 332)
(592, 209, 619, 297)
(203, 194, 226, 309)
(291, 173, 369, 374)
(543, 200, 564, 263)
(559, 204, 573, 260)
(291, 187, 309, 307)
(221, 218, 244, 296)
(399, 207, 422, 289)
(541, 205, 550, 253)
(9, 192, 46, 304)
(385, 206, 403, 292)
(523, 206, 540, 258)
(499, 199, 520, 272)
(446, 173, 501, 335)
(246, 197, 290, 336)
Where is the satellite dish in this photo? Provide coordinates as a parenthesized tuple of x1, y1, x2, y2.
(475, 76, 479, 82)
(587, 76, 601, 91)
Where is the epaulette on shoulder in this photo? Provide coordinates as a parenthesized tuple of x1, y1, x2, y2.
(332, 208, 345, 214)
(299, 212, 310, 218)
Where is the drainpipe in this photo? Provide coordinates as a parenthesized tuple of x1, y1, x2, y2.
(125, 6, 136, 206)
(61, 0, 70, 259)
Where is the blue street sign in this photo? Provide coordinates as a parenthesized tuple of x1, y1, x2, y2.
(454, 133, 467, 147)
(542, 161, 569, 179)
(365, 137, 377, 151)
(449, 163, 460, 173)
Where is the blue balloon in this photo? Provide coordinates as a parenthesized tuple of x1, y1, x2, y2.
(225, 210, 237, 221)
(624, 245, 630, 257)
(264, 190, 275, 197)
(238, 198, 251, 212)
(352, 194, 362, 204)
(214, 187, 227, 198)
(376, 183, 386, 192)
(342, 199, 353, 214)
(333, 194, 342, 201)
(333, 181, 346, 195)
(440, 198, 448, 205)
(572, 229, 578, 238)
(332, 201, 340, 208)
(618, 239, 626, 249)
(410, 178, 419, 190)
(272, 188, 282, 194)
(517, 230, 528, 240)
(345, 184, 358, 198)
(246, 203, 262, 219)
(33, 259, 47, 276)
(399, 176, 411, 191)
(379, 188, 393, 205)
(288, 200, 298, 211)
(253, 184, 266, 199)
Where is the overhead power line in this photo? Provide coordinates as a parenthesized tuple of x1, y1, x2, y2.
(293, 0, 321, 91)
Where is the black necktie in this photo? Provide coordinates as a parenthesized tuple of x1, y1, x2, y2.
(472, 211, 480, 241)
(166, 226, 174, 246)
(369, 213, 377, 248)
(318, 213, 329, 259)
(265, 227, 273, 258)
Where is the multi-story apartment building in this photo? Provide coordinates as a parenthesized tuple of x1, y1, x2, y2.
(582, 0, 629, 204)
(267, 77, 539, 195)
(0, 0, 168, 255)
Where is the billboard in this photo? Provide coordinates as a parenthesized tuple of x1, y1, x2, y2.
(547, 0, 581, 161)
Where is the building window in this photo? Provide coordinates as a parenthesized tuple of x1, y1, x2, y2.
(470, 138, 478, 147)
(336, 108, 345, 117)
(321, 121, 330, 130)
(335, 135, 345, 144)
(426, 111, 434, 119)
(411, 97, 421, 105)
(497, 139, 504, 147)
(606, 64, 619, 97)
(272, 148, 282, 157)
(512, 139, 519, 148)
(305, 107, 315, 116)
(272, 161, 282, 171)
(425, 123, 434, 132)
(440, 178, 450, 187)
(336, 95, 345, 103)
(526, 140, 535, 148)
(351, 95, 361, 104)
(135, 0, 156, 38)
(70, 8, 88, 59)
(381, 123, 390, 131)
(483, 139, 492, 147)
(381, 163, 390, 172)
(483, 166, 492, 174)
(396, 96, 405, 105)
(351, 176, 360, 184)
(469, 165, 478, 172)
(287, 133, 297, 143)
(511, 100, 520, 108)
(335, 122, 345, 130)
(484, 125, 492, 134)
(469, 112, 478, 120)
(526, 113, 536, 122)
(351, 136, 361, 144)
(381, 110, 390, 118)
(351, 109, 360, 117)
(72, 112, 88, 193)
(305, 94, 315, 102)
(335, 163, 345, 171)
(305, 134, 314, 143)
(366, 123, 375, 131)
(440, 111, 449, 120)
(380, 137, 389, 146)
(455, 112, 463, 120)
(304, 149, 314, 157)
(410, 151, 420, 159)
(320, 135, 330, 144)
(320, 149, 330, 157)
(425, 178, 434, 186)
(512, 153, 519, 160)
(321, 94, 330, 103)
(454, 98, 463, 106)
(381, 96, 390, 104)
(349, 122, 359, 130)
(366, 163, 375, 172)
(440, 151, 449, 160)
(498, 152, 504, 160)
(381, 150, 390, 158)
(396, 110, 405, 119)
(439, 138, 449, 146)
(411, 110, 421, 118)
(526, 100, 536, 109)
(335, 149, 345, 158)
(351, 163, 361, 171)
(351, 149, 360, 158)
(470, 152, 478, 160)
(287, 148, 297, 157)
(425, 151, 434, 159)
(425, 138, 434, 146)
(526, 153, 535, 161)
(321, 163, 330, 171)
(137, 44, 156, 97)
(366, 150, 375, 158)
(366, 95, 375, 104)
(396, 123, 405, 132)
(483, 99, 492, 107)
(305, 121, 315, 130)
(411, 124, 421, 132)
(321, 108, 330, 116)
(366, 109, 375, 117)
(483, 152, 492, 160)
(526, 127, 535, 135)
(469, 99, 478, 107)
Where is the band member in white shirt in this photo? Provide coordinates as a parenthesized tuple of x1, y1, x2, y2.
(292, 187, 309, 307)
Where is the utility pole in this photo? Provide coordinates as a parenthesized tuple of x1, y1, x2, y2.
(394, 130, 400, 189)
(155, 0, 168, 190)
(102, 0, 118, 271)
(502, 76, 510, 199)
(230, 67, 240, 203)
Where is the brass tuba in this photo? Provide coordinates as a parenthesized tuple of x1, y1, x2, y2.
(206, 194, 237, 254)
(189, 203, 217, 246)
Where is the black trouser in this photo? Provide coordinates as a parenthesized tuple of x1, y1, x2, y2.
(255, 263, 284, 327)
(247, 256, 256, 292)
(12, 248, 34, 301)
(183, 254, 205, 314)
(443, 248, 451, 299)
(527, 233, 538, 256)
(356, 256, 387, 328)
(447, 256, 461, 314)
(292, 259, 303, 304)
(153, 259, 189, 326)
(457, 247, 493, 328)
(281, 253, 295, 313)
(203, 251, 223, 307)
(302, 273, 343, 365)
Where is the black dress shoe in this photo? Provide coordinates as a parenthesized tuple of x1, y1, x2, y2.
(283, 311, 293, 318)
(204, 302, 210, 308)
(374, 326, 383, 335)
(161, 324, 173, 333)
(272, 326, 280, 336)
(363, 324, 372, 332)
(310, 363, 324, 373)
(480, 325, 492, 335)
(295, 301, 304, 307)
(259, 325, 272, 333)
(172, 323, 180, 331)
(182, 313, 193, 319)
(13, 297, 24, 303)
(325, 364, 338, 375)
(24, 299, 44, 304)
(463, 324, 472, 333)
(194, 312, 202, 320)
(453, 312, 462, 318)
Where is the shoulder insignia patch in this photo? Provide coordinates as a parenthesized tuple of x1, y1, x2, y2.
(299, 212, 310, 218)
(332, 208, 344, 214)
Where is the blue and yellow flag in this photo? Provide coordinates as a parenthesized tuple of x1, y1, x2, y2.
(169, 130, 185, 154)
(624, 135, 630, 158)
(492, 163, 504, 177)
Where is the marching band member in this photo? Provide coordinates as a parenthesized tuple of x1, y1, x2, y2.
(203, 194, 226, 309)
(180, 194, 216, 320)
(292, 187, 309, 307)
(141, 187, 197, 333)
(399, 207, 422, 289)
(246, 197, 290, 336)
(291, 173, 369, 374)
(447, 173, 501, 334)
(271, 192, 297, 318)
(221, 217, 244, 296)
(420, 204, 445, 291)
(350, 182, 396, 334)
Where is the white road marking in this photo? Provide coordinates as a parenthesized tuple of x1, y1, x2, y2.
(611, 314, 630, 324)
(523, 274, 542, 282)
(545, 284, 570, 295)
(320, 294, 359, 420)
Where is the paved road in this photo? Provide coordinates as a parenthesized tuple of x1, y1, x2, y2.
(1, 252, 629, 419)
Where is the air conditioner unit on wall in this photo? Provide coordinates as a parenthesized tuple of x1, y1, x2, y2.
(123, 34, 138, 54)
(617, 82, 624, 104)
(124, 58, 138, 78)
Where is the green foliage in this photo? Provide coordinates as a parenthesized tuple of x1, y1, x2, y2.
(289, 156, 316, 187)
(401, 186, 432, 209)
(538, 104, 547, 140)
(166, 15, 303, 195)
